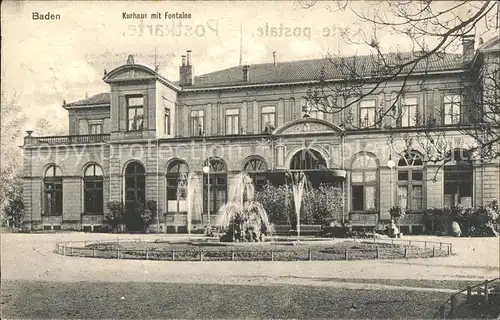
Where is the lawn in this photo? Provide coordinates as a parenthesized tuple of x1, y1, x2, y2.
(1, 280, 453, 319)
(59, 239, 451, 261)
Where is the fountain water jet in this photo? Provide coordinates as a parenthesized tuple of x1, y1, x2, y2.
(215, 172, 273, 242)
(184, 172, 203, 238)
(287, 171, 308, 240)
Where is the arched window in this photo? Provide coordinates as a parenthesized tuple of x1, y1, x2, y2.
(203, 157, 227, 223)
(243, 156, 268, 190)
(43, 165, 63, 216)
(166, 160, 189, 214)
(124, 161, 146, 231)
(290, 149, 327, 170)
(84, 164, 104, 214)
(351, 153, 379, 212)
(444, 149, 473, 207)
(397, 151, 424, 211)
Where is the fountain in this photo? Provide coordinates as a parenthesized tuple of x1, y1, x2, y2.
(184, 172, 203, 238)
(286, 171, 308, 239)
(215, 172, 273, 242)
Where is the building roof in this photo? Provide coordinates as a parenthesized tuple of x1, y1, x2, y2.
(479, 35, 500, 52)
(188, 52, 466, 89)
(65, 51, 467, 106)
(65, 92, 110, 107)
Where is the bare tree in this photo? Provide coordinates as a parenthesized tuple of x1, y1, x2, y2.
(301, 1, 499, 163)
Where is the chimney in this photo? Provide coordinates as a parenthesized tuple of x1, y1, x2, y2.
(243, 65, 250, 82)
(462, 34, 475, 61)
(273, 51, 277, 67)
(179, 50, 194, 86)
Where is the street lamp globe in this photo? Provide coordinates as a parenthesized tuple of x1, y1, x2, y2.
(387, 159, 395, 169)
(202, 166, 210, 174)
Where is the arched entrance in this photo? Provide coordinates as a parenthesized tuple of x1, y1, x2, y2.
(289, 148, 336, 187)
(290, 149, 327, 170)
(124, 161, 146, 231)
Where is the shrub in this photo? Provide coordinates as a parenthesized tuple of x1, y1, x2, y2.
(424, 201, 500, 237)
(141, 200, 159, 229)
(302, 184, 344, 225)
(389, 206, 405, 222)
(255, 183, 344, 227)
(106, 201, 124, 231)
(254, 183, 293, 224)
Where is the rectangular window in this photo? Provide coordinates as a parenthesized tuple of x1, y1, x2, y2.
(400, 97, 418, 127)
(359, 100, 376, 128)
(43, 180, 63, 215)
(164, 108, 171, 135)
(127, 96, 144, 131)
(190, 110, 204, 136)
(444, 166, 473, 207)
(443, 94, 461, 125)
(397, 169, 424, 211)
(84, 180, 103, 214)
(261, 106, 276, 132)
(225, 108, 240, 135)
(89, 123, 102, 134)
(351, 172, 378, 212)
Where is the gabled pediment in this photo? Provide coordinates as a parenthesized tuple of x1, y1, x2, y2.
(103, 65, 157, 83)
(273, 117, 344, 135)
(103, 63, 181, 91)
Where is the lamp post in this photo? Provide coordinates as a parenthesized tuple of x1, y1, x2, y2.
(387, 156, 396, 236)
(202, 165, 211, 232)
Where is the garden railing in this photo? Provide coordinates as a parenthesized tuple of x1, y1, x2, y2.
(434, 278, 500, 319)
(54, 238, 453, 262)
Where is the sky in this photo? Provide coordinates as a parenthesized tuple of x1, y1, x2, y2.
(1, 0, 498, 134)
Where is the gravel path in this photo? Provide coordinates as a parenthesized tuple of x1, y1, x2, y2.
(2, 233, 498, 284)
(1, 233, 498, 319)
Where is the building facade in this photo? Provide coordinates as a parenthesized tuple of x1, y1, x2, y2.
(22, 37, 500, 234)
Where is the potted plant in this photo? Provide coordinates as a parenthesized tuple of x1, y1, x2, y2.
(389, 206, 405, 237)
(106, 201, 124, 233)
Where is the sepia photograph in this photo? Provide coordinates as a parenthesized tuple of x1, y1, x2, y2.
(1, 0, 499, 318)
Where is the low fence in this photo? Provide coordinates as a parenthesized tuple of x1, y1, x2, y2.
(353, 237, 453, 255)
(434, 278, 500, 319)
(54, 238, 453, 262)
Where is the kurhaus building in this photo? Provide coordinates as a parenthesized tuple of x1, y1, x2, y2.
(22, 36, 499, 234)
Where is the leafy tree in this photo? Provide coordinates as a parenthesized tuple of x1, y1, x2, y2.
(3, 186, 24, 228)
(1, 94, 26, 212)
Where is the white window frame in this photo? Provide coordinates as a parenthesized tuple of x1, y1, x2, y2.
(359, 99, 376, 128)
(224, 108, 240, 135)
(261, 106, 276, 132)
(89, 120, 103, 134)
(400, 97, 418, 127)
(443, 94, 461, 125)
(190, 109, 205, 136)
